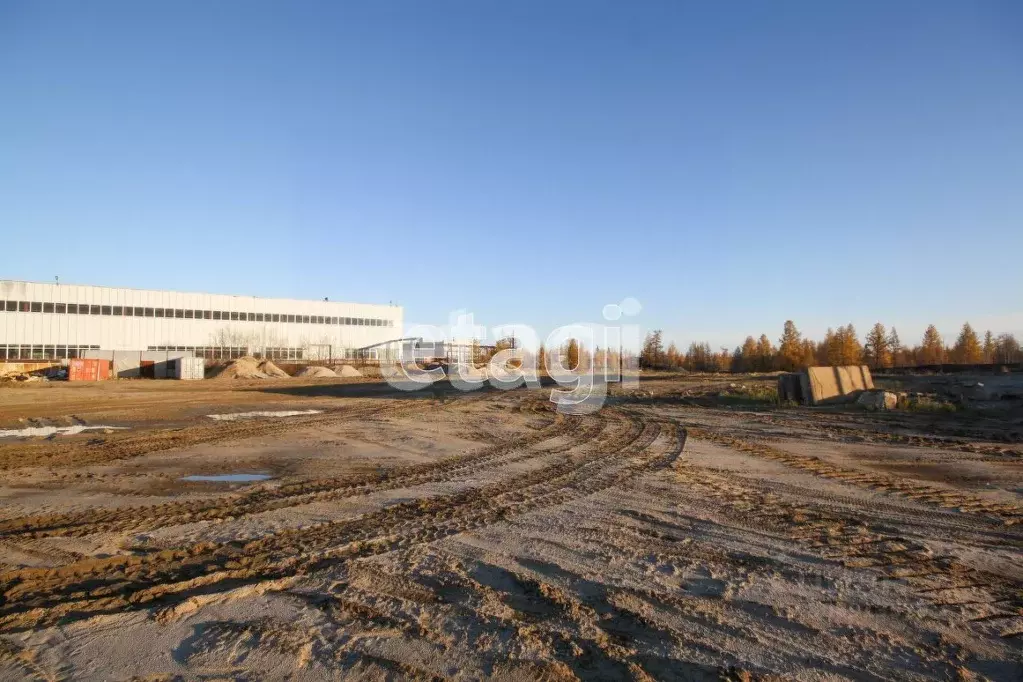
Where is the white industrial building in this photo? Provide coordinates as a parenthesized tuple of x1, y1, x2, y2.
(0, 280, 403, 362)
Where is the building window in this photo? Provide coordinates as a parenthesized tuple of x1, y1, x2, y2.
(43, 302, 54, 313)
(287, 314, 295, 323)
(134, 307, 144, 316)
(111, 306, 121, 315)
(230, 312, 239, 321)
(255, 313, 263, 322)
(29, 301, 42, 312)
(56, 303, 67, 314)
(155, 308, 164, 318)
(90, 305, 100, 315)
(184, 309, 194, 319)
(203, 310, 211, 319)
(302, 315, 310, 324)
(99, 305, 110, 315)
(4, 300, 14, 311)
(79, 305, 91, 315)
(66, 303, 77, 314)
(163, 308, 172, 317)
(272, 314, 280, 322)
(124, 307, 134, 316)
(244, 312, 253, 321)
(173, 309, 183, 318)
(144, 307, 154, 317)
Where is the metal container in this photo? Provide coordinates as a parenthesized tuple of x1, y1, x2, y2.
(174, 356, 205, 380)
(68, 358, 111, 381)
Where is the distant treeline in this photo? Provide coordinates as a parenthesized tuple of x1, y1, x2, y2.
(639, 322, 1023, 373)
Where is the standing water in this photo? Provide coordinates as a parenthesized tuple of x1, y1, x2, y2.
(180, 473, 272, 482)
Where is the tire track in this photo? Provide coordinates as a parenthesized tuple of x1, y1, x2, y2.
(670, 464, 1023, 641)
(0, 408, 684, 634)
(687, 426, 1023, 524)
(0, 407, 586, 540)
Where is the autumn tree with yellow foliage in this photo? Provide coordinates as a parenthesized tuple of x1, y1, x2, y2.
(777, 320, 804, 371)
(951, 322, 983, 364)
(864, 323, 890, 369)
(919, 325, 944, 365)
(655, 320, 1019, 375)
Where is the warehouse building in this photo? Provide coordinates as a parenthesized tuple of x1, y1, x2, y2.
(0, 280, 403, 362)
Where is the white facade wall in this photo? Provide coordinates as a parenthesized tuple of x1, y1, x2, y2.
(0, 281, 403, 360)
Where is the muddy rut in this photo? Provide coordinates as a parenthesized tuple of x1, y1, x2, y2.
(0, 380, 1020, 680)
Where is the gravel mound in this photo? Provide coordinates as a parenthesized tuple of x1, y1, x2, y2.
(258, 360, 290, 378)
(207, 357, 269, 380)
(338, 365, 363, 377)
(294, 365, 338, 378)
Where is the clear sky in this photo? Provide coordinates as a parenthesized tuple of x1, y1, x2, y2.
(2, 1, 1021, 350)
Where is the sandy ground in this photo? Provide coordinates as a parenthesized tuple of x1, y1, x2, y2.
(0, 374, 1020, 680)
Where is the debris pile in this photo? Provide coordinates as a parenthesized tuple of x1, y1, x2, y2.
(294, 365, 338, 378)
(207, 357, 271, 380)
(856, 390, 899, 411)
(0, 372, 49, 383)
(258, 360, 290, 378)
(338, 365, 363, 377)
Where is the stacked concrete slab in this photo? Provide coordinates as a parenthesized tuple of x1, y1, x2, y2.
(778, 365, 874, 405)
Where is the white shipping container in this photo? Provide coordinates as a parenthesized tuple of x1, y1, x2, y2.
(174, 357, 206, 380)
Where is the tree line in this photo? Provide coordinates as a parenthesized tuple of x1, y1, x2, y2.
(639, 322, 1023, 372)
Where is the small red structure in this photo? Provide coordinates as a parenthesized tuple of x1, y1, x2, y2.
(68, 358, 111, 382)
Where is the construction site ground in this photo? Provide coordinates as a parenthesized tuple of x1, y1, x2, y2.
(0, 374, 1020, 680)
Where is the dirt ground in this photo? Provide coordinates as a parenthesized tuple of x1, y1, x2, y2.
(0, 374, 1020, 681)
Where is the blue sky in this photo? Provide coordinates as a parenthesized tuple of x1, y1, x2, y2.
(2, 1, 1021, 350)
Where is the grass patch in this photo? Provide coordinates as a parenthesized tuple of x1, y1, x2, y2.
(900, 395, 957, 413)
(716, 383, 779, 405)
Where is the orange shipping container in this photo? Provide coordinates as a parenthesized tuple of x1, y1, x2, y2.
(68, 358, 111, 382)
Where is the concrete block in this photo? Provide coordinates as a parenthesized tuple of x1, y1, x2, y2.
(805, 365, 874, 405)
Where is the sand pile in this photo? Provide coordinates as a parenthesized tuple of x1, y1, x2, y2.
(207, 357, 269, 380)
(294, 365, 338, 378)
(258, 360, 290, 378)
(338, 365, 363, 377)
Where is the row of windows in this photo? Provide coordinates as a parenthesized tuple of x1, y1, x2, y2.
(0, 345, 310, 361)
(0, 344, 383, 362)
(146, 346, 306, 360)
(0, 345, 100, 360)
(0, 300, 394, 327)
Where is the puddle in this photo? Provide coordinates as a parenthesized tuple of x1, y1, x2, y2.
(0, 425, 128, 439)
(205, 410, 322, 421)
(180, 473, 272, 482)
